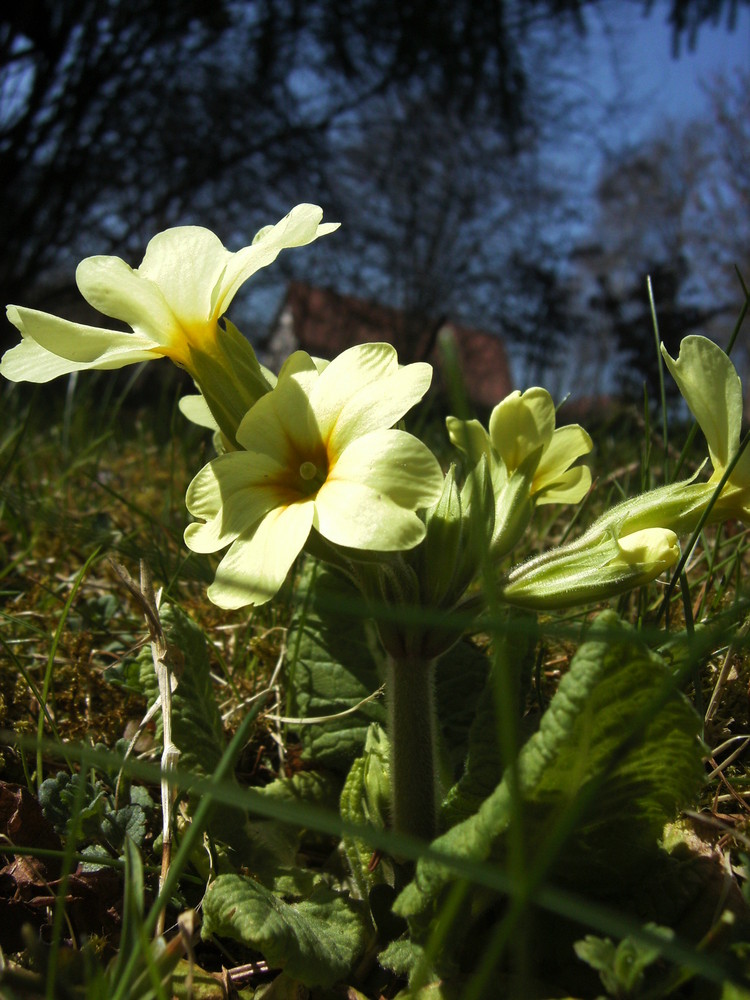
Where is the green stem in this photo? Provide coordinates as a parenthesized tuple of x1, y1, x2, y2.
(386, 653, 438, 842)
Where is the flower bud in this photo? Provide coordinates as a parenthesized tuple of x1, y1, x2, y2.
(500, 526, 680, 610)
(361, 724, 391, 828)
(455, 454, 496, 583)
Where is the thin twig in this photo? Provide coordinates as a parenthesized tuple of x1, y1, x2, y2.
(110, 558, 181, 937)
(264, 685, 385, 725)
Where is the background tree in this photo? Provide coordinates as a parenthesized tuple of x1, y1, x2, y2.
(691, 69, 750, 308)
(1, 0, 745, 378)
(566, 121, 735, 399)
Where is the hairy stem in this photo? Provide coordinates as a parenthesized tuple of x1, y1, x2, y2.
(386, 653, 438, 842)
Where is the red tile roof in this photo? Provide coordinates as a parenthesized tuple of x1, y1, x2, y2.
(265, 282, 513, 409)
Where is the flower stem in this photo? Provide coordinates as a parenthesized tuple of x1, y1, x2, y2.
(386, 653, 438, 842)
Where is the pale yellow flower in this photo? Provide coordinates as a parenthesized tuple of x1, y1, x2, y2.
(2, 205, 339, 442)
(447, 386, 592, 556)
(184, 343, 444, 608)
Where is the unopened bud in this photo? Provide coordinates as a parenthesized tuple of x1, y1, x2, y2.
(362, 724, 391, 827)
(500, 526, 679, 610)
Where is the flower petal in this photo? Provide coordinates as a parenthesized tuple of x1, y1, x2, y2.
(0, 337, 99, 382)
(136, 227, 231, 328)
(446, 416, 493, 466)
(329, 429, 444, 508)
(76, 255, 182, 345)
(178, 394, 220, 431)
(314, 480, 427, 550)
(661, 336, 742, 478)
(215, 205, 340, 316)
(277, 350, 320, 380)
(329, 362, 433, 454)
(535, 464, 592, 505)
(309, 343, 399, 441)
(3, 306, 162, 377)
(488, 387, 556, 473)
(184, 452, 285, 553)
(235, 370, 321, 460)
(614, 528, 680, 573)
(207, 501, 315, 608)
(533, 424, 593, 495)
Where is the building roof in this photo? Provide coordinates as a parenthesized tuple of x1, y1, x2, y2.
(265, 282, 513, 409)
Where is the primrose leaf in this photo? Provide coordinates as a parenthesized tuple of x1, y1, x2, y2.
(100, 803, 148, 850)
(243, 770, 342, 895)
(38, 771, 107, 841)
(434, 637, 492, 784)
(441, 610, 536, 824)
(396, 611, 704, 941)
(287, 562, 386, 770)
(378, 936, 430, 980)
(201, 873, 373, 987)
(574, 924, 674, 997)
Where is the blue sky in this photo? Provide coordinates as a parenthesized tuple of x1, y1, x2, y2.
(584, 2, 748, 135)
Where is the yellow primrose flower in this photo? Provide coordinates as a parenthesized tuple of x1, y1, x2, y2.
(661, 335, 750, 520)
(486, 387, 593, 502)
(447, 387, 592, 556)
(184, 343, 444, 608)
(2, 204, 339, 443)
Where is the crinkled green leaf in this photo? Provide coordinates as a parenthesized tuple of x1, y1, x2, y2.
(397, 612, 703, 937)
(259, 768, 341, 808)
(100, 802, 148, 850)
(574, 924, 674, 997)
(242, 770, 343, 895)
(434, 638, 492, 783)
(201, 873, 373, 987)
(441, 612, 536, 824)
(39, 771, 152, 854)
(379, 937, 428, 979)
(39, 771, 108, 841)
(287, 562, 386, 770)
(105, 654, 147, 696)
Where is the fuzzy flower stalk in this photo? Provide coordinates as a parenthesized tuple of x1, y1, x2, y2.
(1, 205, 339, 445)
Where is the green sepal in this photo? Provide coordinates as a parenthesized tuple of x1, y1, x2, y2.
(490, 445, 541, 559)
(452, 454, 495, 592)
(187, 317, 273, 446)
(416, 464, 465, 610)
(499, 523, 679, 610)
